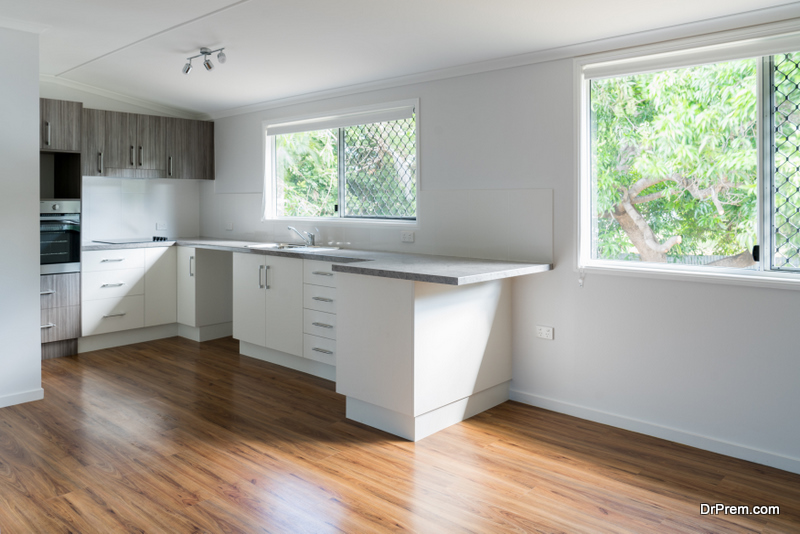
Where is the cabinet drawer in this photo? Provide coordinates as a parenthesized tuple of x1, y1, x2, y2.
(41, 305, 80, 343)
(82, 268, 144, 301)
(303, 309, 337, 340)
(82, 295, 144, 336)
(303, 334, 336, 366)
(303, 284, 336, 314)
(82, 248, 145, 272)
(40, 273, 80, 308)
(303, 260, 337, 288)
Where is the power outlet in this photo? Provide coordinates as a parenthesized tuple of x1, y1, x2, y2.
(401, 230, 415, 243)
(536, 325, 554, 340)
(155, 222, 167, 231)
(225, 222, 234, 231)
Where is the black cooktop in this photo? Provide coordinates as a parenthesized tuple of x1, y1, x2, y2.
(93, 236, 171, 244)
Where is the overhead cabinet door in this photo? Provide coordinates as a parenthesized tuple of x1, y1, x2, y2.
(82, 108, 105, 176)
(40, 98, 82, 152)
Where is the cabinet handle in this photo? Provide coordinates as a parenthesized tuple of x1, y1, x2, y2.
(103, 312, 126, 318)
(139, 146, 143, 166)
(40, 290, 56, 296)
(45, 121, 51, 146)
(130, 146, 134, 166)
(312, 322, 333, 329)
(258, 265, 265, 289)
(168, 156, 173, 177)
(312, 347, 333, 355)
(100, 258, 124, 263)
(264, 265, 270, 289)
(312, 271, 333, 276)
(98, 152, 104, 174)
(189, 256, 195, 277)
(312, 296, 333, 303)
(101, 282, 124, 288)
(40, 323, 56, 329)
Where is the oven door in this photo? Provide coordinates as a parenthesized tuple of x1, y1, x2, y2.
(41, 216, 80, 274)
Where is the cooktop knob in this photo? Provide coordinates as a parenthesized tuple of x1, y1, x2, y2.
(52, 204, 60, 211)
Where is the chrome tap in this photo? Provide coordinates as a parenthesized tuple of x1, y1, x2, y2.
(287, 226, 315, 246)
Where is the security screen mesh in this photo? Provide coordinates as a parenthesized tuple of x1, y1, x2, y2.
(773, 53, 800, 270)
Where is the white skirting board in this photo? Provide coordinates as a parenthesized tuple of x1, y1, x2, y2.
(178, 322, 232, 342)
(510, 389, 800, 476)
(347, 382, 510, 441)
(239, 341, 336, 382)
(0, 388, 44, 409)
(78, 322, 232, 353)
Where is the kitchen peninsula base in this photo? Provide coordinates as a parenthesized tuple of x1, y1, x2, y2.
(336, 273, 513, 441)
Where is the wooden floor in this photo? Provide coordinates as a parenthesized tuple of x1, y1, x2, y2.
(0, 337, 797, 533)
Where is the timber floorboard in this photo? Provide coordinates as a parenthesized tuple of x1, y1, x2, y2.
(0, 336, 797, 533)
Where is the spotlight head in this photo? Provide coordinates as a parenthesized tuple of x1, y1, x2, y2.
(203, 57, 214, 71)
(182, 61, 192, 74)
(217, 50, 226, 64)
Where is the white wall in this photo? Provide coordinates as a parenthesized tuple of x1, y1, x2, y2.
(206, 52, 800, 473)
(0, 28, 44, 407)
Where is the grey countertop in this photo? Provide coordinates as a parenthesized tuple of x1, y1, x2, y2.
(83, 237, 552, 285)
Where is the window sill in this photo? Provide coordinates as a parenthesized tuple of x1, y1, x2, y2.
(579, 260, 800, 291)
(268, 216, 419, 229)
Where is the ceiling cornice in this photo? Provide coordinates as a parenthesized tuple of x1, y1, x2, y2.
(40, 75, 204, 119)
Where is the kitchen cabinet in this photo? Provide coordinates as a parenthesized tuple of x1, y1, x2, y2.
(176, 247, 232, 328)
(40, 98, 82, 152)
(81, 249, 145, 336)
(233, 252, 303, 356)
(302, 260, 338, 366)
(145, 247, 177, 327)
(41, 273, 81, 358)
(82, 109, 212, 179)
(166, 117, 214, 180)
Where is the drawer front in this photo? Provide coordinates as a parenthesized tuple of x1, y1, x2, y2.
(303, 309, 337, 340)
(82, 268, 144, 301)
(303, 260, 337, 288)
(82, 295, 144, 336)
(303, 334, 336, 366)
(82, 248, 145, 272)
(303, 284, 337, 314)
(41, 305, 81, 343)
(40, 273, 80, 308)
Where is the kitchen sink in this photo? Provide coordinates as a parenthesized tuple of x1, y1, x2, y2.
(245, 242, 339, 251)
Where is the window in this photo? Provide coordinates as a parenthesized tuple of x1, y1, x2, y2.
(580, 36, 800, 279)
(266, 101, 418, 221)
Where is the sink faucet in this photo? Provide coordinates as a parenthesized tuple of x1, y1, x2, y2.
(287, 226, 315, 246)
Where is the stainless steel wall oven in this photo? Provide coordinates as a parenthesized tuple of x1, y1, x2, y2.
(40, 199, 80, 274)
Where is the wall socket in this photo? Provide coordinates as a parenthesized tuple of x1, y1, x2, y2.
(536, 325, 554, 340)
(225, 222, 234, 231)
(155, 222, 167, 230)
(401, 230, 415, 243)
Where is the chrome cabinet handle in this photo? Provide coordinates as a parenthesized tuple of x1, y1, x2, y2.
(130, 146, 134, 166)
(45, 121, 51, 146)
(312, 296, 333, 303)
(103, 312, 126, 318)
(312, 347, 333, 355)
(101, 283, 124, 288)
(312, 322, 333, 329)
(138, 146, 143, 166)
(258, 265, 265, 289)
(311, 271, 333, 276)
(189, 255, 195, 277)
(41, 323, 56, 329)
(264, 265, 270, 289)
(100, 258, 124, 263)
(40, 290, 56, 296)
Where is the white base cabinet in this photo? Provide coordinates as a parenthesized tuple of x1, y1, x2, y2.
(177, 247, 232, 329)
(233, 252, 303, 357)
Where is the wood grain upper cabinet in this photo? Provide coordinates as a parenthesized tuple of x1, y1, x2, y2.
(166, 117, 214, 180)
(104, 112, 167, 178)
(40, 98, 83, 152)
(82, 108, 106, 176)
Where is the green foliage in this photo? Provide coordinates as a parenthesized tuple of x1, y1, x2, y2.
(591, 59, 758, 262)
(276, 129, 338, 218)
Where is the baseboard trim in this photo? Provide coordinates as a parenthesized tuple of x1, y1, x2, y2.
(239, 341, 336, 382)
(79, 324, 179, 353)
(178, 322, 233, 342)
(0, 388, 44, 409)
(509, 389, 800, 475)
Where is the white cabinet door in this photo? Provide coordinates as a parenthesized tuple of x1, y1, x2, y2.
(145, 247, 177, 327)
(263, 255, 304, 357)
(176, 246, 197, 326)
(233, 252, 266, 346)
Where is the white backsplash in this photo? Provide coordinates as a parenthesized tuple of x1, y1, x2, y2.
(199, 182, 553, 263)
(82, 177, 201, 243)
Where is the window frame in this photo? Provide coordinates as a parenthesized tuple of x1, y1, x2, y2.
(575, 30, 800, 290)
(263, 99, 420, 226)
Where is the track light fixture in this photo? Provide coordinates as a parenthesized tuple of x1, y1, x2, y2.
(182, 47, 226, 74)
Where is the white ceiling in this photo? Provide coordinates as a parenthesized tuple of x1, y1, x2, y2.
(1, 0, 797, 117)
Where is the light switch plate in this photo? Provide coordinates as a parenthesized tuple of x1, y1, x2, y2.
(225, 222, 234, 231)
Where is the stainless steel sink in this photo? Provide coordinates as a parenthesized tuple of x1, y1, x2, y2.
(245, 242, 338, 251)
